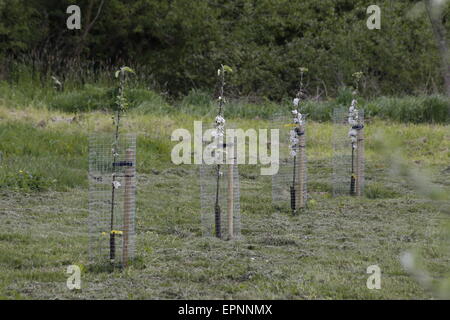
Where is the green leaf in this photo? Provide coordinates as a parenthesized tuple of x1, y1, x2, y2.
(223, 65, 233, 73)
(115, 66, 135, 78)
(121, 66, 135, 74)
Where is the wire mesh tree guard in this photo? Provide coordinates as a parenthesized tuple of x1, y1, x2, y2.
(200, 147, 241, 240)
(272, 68, 309, 214)
(271, 114, 308, 213)
(88, 133, 136, 267)
(332, 107, 365, 196)
(200, 64, 240, 240)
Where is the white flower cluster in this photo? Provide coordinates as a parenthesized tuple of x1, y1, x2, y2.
(289, 99, 305, 157)
(211, 115, 227, 160)
(291, 109, 304, 125)
(348, 99, 359, 126)
(348, 99, 359, 148)
(112, 181, 121, 189)
(212, 115, 226, 138)
(289, 129, 299, 157)
(111, 147, 119, 157)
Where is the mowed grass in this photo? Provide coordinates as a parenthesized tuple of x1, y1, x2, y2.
(0, 105, 449, 299)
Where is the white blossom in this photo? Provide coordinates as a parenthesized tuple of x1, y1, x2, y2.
(289, 108, 305, 156)
(293, 98, 300, 107)
(348, 99, 361, 146)
(290, 130, 297, 139)
(212, 129, 224, 138)
(113, 181, 121, 189)
(297, 113, 304, 125)
(215, 115, 225, 125)
(111, 148, 119, 157)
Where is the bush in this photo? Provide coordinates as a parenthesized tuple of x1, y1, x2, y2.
(0, 122, 87, 191)
(365, 183, 400, 199)
(129, 89, 172, 115)
(2, 1, 449, 97)
(363, 95, 450, 124)
(49, 85, 114, 113)
(49, 86, 171, 114)
(0, 169, 53, 191)
(179, 89, 214, 115)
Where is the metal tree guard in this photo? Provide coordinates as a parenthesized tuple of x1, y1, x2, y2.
(200, 64, 241, 240)
(200, 151, 241, 239)
(272, 68, 309, 213)
(271, 114, 307, 213)
(332, 107, 365, 196)
(88, 133, 136, 267)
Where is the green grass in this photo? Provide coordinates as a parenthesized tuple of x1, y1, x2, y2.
(1, 81, 449, 123)
(0, 103, 449, 299)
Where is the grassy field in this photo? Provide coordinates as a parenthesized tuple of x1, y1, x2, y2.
(0, 102, 449, 299)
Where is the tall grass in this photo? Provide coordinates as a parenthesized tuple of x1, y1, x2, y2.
(1, 60, 448, 123)
(1, 80, 448, 123)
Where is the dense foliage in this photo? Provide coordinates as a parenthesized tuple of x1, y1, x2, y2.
(0, 0, 449, 98)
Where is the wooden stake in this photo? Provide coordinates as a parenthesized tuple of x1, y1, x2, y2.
(356, 127, 364, 196)
(295, 124, 306, 210)
(227, 159, 234, 239)
(122, 148, 134, 267)
(299, 127, 306, 209)
(214, 164, 221, 238)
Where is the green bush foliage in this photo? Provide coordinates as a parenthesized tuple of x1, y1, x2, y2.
(0, 0, 448, 98)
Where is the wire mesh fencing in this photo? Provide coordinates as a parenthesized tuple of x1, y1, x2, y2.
(199, 128, 241, 240)
(88, 133, 136, 267)
(332, 108, 365, 196)
(271, 113, 307, 213)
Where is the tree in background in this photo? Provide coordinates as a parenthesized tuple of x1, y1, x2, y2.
(425, 0, 450, 97)
(0, 0, 449, 98)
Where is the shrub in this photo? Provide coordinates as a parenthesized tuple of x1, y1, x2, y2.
(49, 85, 114, 113)
(363, 95, 450, 124)
(0, 169, 53, 191)
(49, 85, 171, 114)
(365, 183, 400, 199)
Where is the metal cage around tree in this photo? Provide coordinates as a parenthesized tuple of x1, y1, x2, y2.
(332, 108, 365, 197)
(271, 114, 308, 213)
(200, 132, 241, 240)
(88, 133, 136, 267)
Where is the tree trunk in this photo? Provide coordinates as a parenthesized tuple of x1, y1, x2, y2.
(74, 0, 105, 59)
(425, 0, 450, 97)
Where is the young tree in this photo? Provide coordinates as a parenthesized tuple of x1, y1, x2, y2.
(425, 0, 450, 97)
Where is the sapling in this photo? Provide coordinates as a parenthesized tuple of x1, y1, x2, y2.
(348, 71, 363, 195)
(109, 66, 134, 263)
(213, 64, 232, 238)
(51, 75, 64, 92)
(289, 67, 308, 214)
